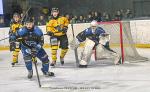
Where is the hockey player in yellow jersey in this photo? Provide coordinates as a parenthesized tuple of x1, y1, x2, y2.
(9, 13, 23, 66)
(46, 8, 69, 66)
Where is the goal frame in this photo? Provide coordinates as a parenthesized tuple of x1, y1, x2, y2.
(95, 21, 124, 64)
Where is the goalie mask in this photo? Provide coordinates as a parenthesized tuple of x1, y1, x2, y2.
(90, 20, 98, 33)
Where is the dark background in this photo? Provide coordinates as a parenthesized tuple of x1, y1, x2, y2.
(2, 0, 150, 17)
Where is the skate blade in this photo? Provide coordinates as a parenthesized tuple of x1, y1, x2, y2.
(50, 65, 55, 68)
(41, 84, 53, 88)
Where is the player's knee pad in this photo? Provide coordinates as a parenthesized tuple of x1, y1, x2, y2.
(23, 55, 32, 62)
(50, 37, 58, 46)
(25, 61, 32, 71)
(41, 55, 49, 64)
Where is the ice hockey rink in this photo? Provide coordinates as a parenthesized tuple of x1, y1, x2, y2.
(0, 48, 150, 92)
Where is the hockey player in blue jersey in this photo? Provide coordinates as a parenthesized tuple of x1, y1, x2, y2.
(12, 18, 54, 79)
(70, 20, 121, 68)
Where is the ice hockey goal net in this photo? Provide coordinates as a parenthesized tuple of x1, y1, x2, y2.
(95, 21, 148, 63)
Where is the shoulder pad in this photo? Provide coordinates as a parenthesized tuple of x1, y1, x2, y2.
(18, 27, 27, 36)
(97, 27, 104, 30)
(84, 28, 92, 35)
(34, 26, 43, 36)
(85, 28, 90, 32)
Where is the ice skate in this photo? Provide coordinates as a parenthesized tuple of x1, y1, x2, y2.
(27, 70, 33, 79)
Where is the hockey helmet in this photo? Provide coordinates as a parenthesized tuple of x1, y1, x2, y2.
(25, 17, 34, 23)
(51, 7, 59, 12)
(90, 20, 98, 27)
(13, 13, 20, 17)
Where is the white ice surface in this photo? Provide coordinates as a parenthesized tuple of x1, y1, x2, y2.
(0, 48, 150, 92)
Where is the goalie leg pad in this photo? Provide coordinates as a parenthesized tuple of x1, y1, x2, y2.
(80, 39, 95, 65)
(96, 44, 121, 64)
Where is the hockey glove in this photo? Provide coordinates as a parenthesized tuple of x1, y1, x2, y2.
(9, 35, 16, 41)
(25, 49, 32, 55)
(55, 26, 68, 33)
(31, 48, 38, 57)
(35, 44, 42, 51)
(55, 26, 62, 31)
(47, 31, 54, 36)
(99, 33, 110, 45)
(15, 27, 20, 31)
(62, 26, 68, 33)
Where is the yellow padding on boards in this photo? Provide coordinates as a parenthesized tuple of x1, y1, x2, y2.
(1, 44, 150, 51)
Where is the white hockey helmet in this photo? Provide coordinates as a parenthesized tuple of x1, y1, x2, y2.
(90, 20, 98, 27)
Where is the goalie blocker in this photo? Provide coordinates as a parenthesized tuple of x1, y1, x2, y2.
(70, 20, 121, 68)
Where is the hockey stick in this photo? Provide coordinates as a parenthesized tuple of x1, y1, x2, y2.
(0, 7, 31, 42)
(71, 23, 80, 67)
(0, 37, 9, 41)
(32, 55, 41, 87)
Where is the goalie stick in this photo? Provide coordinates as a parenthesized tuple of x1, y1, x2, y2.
(71, 23, 80, 67)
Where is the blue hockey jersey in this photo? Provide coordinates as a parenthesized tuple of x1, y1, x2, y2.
(17, 26, 44, 48)
(76, 27, 105, 43)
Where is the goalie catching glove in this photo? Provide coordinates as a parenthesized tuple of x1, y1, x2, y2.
(99, 33, 110, 45)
